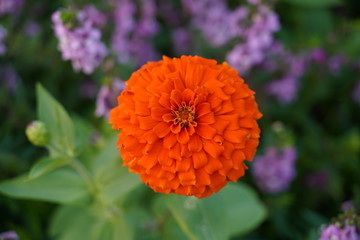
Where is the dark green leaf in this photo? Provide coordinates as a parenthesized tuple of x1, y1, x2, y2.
(280, 0, 340, 8)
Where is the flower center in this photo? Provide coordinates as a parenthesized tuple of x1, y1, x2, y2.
(173, 105, 196, 128)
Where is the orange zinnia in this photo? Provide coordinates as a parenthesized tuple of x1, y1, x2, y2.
(109, 56, 262, 198)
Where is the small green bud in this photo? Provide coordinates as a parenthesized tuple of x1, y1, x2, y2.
(26, 121, 50, 146)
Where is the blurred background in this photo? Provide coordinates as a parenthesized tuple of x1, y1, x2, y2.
(0, 0, 360, 239)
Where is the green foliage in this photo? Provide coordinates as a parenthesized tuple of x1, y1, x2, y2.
(153, 183, 267, 240)
(28, 156, 71, 180)
(36, 83, 76, 157)
(0, 167, 90, 204)
(279, 0, 340, 8)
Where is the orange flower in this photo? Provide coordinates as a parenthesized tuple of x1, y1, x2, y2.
(109, 56, 262, 198)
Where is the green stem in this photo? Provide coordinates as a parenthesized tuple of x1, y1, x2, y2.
(70, 158, 97, 195)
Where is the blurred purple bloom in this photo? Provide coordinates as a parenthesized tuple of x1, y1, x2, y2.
(111, 0, 159, 66)
(311, 48, 327, 64)
(353, 81, 360, 105)
(0, 25, 7, 55)
(266, 76, 299, 104)
(80, 79, 97, 99)
(328, 53, 345, 76)
(0, 66, 19, 94)
(0, 0, 23, 16)
(319, 224, 359, 240)
(252, 146, 297, 194)
(95, 78, 126, 118)
(0, 231, 19, 240)
(342, 201, 354, 212)
(78, 5, 107, 28)
(226, 2, 280, 73)
(25, 21, 41, 37)
(52, 7, 107, 75)
(305, 170, 329, 190)
(172, 28, 190, 55)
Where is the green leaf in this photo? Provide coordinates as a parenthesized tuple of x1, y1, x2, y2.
(50, 205, 133, 240)
(29, 156, 71, 180)
(280, 0, 340, 8)
(91, 136, 141, 204)
(155, 183, 267, 240)
(36, 83, 75, 157)
(0, 167, 90, 204)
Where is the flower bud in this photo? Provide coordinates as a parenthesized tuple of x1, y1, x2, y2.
(25, 121, 50, 146)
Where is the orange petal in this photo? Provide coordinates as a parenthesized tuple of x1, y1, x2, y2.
(179, 167, 196, 185)
(197, 112, 216, 124)
(175, 157, 192, 172)
(204, 155, 223, 174)
(153, 122, 171, 138)
(138, 116, 158, 130)
(203, 139, 224, 158)
(188, 134, 203, 152)
(195, 168, 211, 186)
(177, 128, 190, 144)
(232, 150, 246, 169)
(192, 151, 208, 169)
(163, 134, 177, 149)
(196, 124, 217, 139)
(223, 129, 248, 143)
(196, 102, 211, 117)
(169, 142, 181, 160)
(158, 93, 171, 109)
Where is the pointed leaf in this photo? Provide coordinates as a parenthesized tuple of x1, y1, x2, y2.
(36, 83, 75, 156)
(0, 167, 90, 204)
(29, 156, 71, 180)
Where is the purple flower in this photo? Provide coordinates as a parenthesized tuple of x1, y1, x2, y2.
(171, 28, 190, 55)
(95, 78, 126, 118)
(266, 76, 299, 104)
(111, 0, 159, 66)
(0, 66, 19, 94)
(0, 25, 7, 55)
(328, 53, 345, 76)
(252, 146, 297, 194)
(319, 224, 360, 240)
(52, 7, 107, 74)
(0, 0, 23, 16)
(78, 5, 107, 28)
(0, 231, 19, 240)
(24, 21, 41, 37)
(352, 81, 360, 105)
(311, 48, 327, 64)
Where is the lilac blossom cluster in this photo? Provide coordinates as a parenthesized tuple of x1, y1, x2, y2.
(0, 231, 18, 240)
(319, 204, 360, 240)
(264, 42, 307, 104)
(52, 6, 107, 74)
(0, 24, 6, 55)
(252, 146, 297, 194)
(182, 0, 280, 74)
(111, 0, 159, 66)
(0, 0, 23, 16)
(95, 78, 126, 118)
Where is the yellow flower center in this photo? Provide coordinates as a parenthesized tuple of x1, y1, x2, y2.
(173, 105, 196, 128)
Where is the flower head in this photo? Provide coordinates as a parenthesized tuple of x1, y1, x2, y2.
(52, 7, 107, 74)
(252, 146, 297, 194)
(110, 56, 262, 198)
